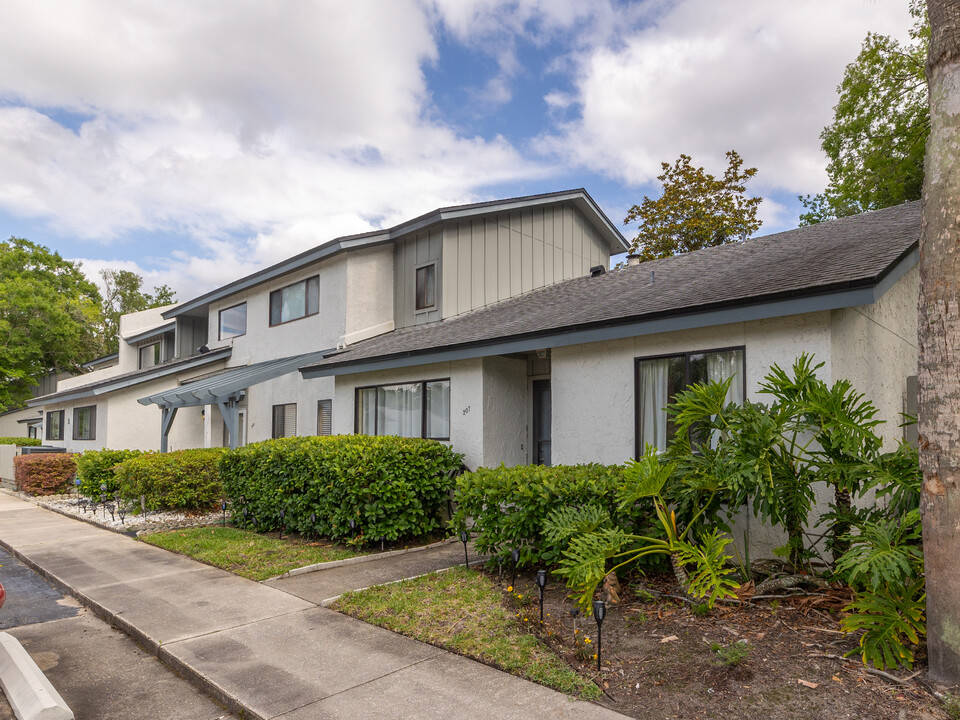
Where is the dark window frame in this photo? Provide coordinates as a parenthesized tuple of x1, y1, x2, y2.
(72, 405, 97, 441)
(415, 262, 437, 312)
(317, 399, 333, 436)
(633, 345, 746, 459)
(354, 378, 451, 441)
(138, 341, 162, 370)
(269, 276, 320, 327)
(46, 410, 64, 441)
(218, 302, 247, 340)
(272, 403, 297, 439)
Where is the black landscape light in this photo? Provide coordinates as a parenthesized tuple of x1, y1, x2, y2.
(100, 483, 108, 514)
(593, 600, 606, 672)
(511, 548, 520, 587)
(117, 505, 126, 524)
(221, 499, 227, 527)
(278, 509, 285, 539)
(74, 477, 81, 504)
(459, 530, 470, 568)
(310, 513, 317, 538)
(536, 570, 547, 623)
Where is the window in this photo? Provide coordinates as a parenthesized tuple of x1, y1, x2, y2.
(269, 277, 319, 326)
(356, 379, 450, 440)
(272, 403, 297, 438)
(317, 399, 332, 436)
(73, 405, 97, 441)
(219, 303, 247, 339)
(415, 263, 436, 311)
(46, 410, 64, 441)
(138, 342, 161, 369)
(635, 347, 744, 455)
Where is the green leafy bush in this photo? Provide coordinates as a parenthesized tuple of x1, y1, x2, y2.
(0, 437, 42, 446)
(452, 463, 651, 569)
(76, 449, 143, 498)
(114, 448, 226, 511)
(13, 453, 77, 495)
(220, 436, 462, 543)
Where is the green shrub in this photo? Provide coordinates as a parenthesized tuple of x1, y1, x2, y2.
(114, 448, 226, 511)
(0, 437, 42, 446)
(13, 453, 77, 495)
(76, 449, 143, 498)
(220, 435, 462, 543)
(452, 463, 652, 568)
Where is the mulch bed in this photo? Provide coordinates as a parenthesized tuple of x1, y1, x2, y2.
(503, 570, 949, 720)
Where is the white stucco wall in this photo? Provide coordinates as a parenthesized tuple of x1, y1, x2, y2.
(550, 312, 833, 466)
(343, 246, 395, 345)
(0, 408, 37, 439)
(831, 265, 919, 449)
(481, 356, 527, 467)
(243, 373, 336, 444)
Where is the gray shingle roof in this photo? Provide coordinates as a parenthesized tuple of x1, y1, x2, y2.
(302, 201, 920, 374)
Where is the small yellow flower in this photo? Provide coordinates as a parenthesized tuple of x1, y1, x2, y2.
(517, 594, 523, 599)
(574, 629, 580, 634)
(524, 617, 529, 622)
(593, 654, 597, 660)
(584, 637, 591, 644)
(506, 586, 513, 592)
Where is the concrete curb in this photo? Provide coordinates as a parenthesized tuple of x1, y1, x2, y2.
(0, 631, 74, 720)
(265, 536, 458, 580)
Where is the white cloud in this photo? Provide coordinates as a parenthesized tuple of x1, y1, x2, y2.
(535, 0, 916, 195)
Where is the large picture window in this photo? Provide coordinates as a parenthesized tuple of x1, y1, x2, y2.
(219, 303, 247, 339)
(46, 410, 64, 441)
(269, 277, 319, 326)
(356, 379, 450, 440)
(73, 405, 97, 441)
(635, 347, 744, 455)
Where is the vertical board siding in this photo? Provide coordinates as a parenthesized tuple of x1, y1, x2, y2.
(437, 201, 612, 320)
(394, 228, 442, 328)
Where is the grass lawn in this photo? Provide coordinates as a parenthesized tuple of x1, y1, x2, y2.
(334, 566, 600, 700)
(141, 526, 365, 581)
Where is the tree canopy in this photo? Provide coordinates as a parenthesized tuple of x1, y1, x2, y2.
(624, 150, 763, 261)
(800, 1, 929, 225)
(98, 269, 175, 355)
(0, 238, 103, 410)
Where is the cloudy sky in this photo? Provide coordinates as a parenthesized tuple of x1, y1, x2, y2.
(0, 1, 914, 301)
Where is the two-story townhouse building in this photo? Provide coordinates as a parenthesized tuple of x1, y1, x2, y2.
(27, 189, 628, 455)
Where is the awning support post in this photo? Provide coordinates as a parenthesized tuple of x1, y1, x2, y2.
(160, 406, 178, 453)
(217, 397, 240, 450)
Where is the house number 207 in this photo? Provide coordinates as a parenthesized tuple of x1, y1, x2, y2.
(462, 406, 471, 415)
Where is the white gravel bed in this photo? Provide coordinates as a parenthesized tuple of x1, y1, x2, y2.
(19, 491, 225, 535)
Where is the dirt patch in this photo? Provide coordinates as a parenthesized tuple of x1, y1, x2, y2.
(504, 571, 948, 720)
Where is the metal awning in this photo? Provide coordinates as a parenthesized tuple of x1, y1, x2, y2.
(137, 350, 331, 451)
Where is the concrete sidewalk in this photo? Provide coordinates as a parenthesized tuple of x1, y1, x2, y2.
(0, 494, 627, 720)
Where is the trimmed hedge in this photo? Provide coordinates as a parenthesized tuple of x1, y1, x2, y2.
(114, 449, 226, 511)
(452, 464, 643, 568)
(76, 449, 143, 498)
(0, 437, 42, 446)
(13, 453, 77, 495)
(220, 435, 462, 543)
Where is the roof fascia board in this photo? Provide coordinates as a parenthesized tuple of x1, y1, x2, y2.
(302, 286, 879, 378)
(123, 321, 176, 345)
(26, 348, 231, 406)
(165, 190, 626, 319)
(872, 246, 917, 301)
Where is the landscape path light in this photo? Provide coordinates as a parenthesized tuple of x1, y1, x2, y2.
(221, 499, 228, 528)
(459, 530, 470, 568)
(74, 477, 81, 504)
(593, 600, 606, 672)
(310, 513, 317, 538)
(536, 570, 548, 623)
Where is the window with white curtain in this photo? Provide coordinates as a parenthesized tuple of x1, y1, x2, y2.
(635, 347, 744, 454)
(355, 379, 450, 439)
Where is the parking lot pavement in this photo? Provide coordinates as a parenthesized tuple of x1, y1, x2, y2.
(0, 548, 233, 720)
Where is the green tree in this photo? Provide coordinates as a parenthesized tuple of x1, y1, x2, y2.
(0, 238, 102, 410)
(98, 269, 175, 354)
(624, 150, 762, 261)
(800, 1, 929, 224)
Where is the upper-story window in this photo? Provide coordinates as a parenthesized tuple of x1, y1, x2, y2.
(270, 276, 319, 326)
(138, 342, 161, 369)
(219, 303, 247, 340)
(415, 263, 436, 311)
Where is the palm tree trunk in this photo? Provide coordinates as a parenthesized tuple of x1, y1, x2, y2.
(919, 0, 960, 685)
